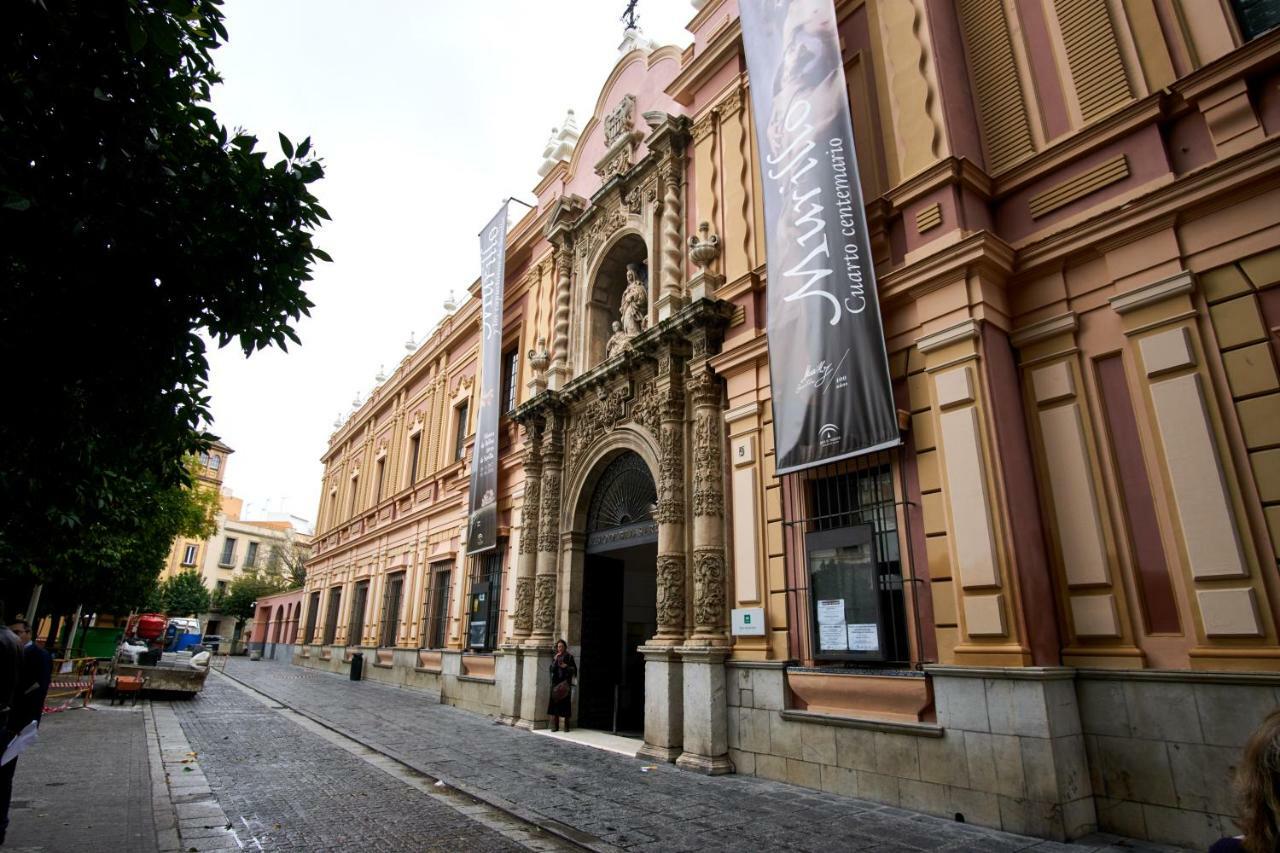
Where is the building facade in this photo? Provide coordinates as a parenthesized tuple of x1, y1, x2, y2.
(162, 440, 233, 579)
(297, 1, 1280, 847)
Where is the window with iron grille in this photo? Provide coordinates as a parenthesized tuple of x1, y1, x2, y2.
(781, 450, 921, 666)
(348, 580, 369, 646)
(218, 537, 237, 567)
(467, 551, 504, 652)
(454, 402, 470, 461)
(244, 541, 259, 569)
(501, 347, 519, 413)
(380, 572, 405, 648)
(304, 591, 321, 644)
(322, 587, 342, 645)
(423, 564, 452, 649)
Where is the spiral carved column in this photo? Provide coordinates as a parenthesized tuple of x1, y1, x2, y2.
(656, 156, 687, 321)
(548, 239, 573, 390)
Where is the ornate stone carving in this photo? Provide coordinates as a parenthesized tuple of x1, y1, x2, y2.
(659, 156, 685, 307)
(577, 207, 627, 263)
(538, 469, 561, 553)
(693, 548, 726, 629)
(688, 222, 721, 276)
(629, 378, 661, 436)
(655, 554, 686, 632)
(620, 262, 649, 336)
(567, 384, 630, 476)
(528, 337, 549, 393)
(605, 322, 628, 360)
(692, 408, 723, 518)
(551, 242, 573, 382)
(603, 94, 636, 148)
(533, 574, 557, 633)
(519, 472, 541, 555)
(513, 576, 535, 633)
(656, 421, 684, 524)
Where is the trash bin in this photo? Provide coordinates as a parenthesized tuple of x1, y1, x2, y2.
(349, 652, 363, 681)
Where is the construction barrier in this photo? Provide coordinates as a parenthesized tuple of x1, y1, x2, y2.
(45, 657, 98, 713)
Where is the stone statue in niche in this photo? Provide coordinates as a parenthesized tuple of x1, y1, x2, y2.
(605, 321, 628, 360)
(620, 262, 649, 336)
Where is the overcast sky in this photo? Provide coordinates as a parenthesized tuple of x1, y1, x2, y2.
(205, 1, 696, 528)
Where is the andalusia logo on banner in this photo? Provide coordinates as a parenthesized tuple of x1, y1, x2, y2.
(739, 0, 900, 474)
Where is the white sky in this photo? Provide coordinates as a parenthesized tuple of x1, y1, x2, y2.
(205, 1, 696, 529)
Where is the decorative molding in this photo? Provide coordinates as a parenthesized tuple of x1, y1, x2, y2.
(1109, 270, 1194, 315)
(1010, 312, 1079, 347)
(916, 319, 981, 354)
(1029, 155, 1130, 219)
(915, 203, 942, 233)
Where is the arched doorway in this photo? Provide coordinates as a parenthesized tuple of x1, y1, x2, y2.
(578, 450, 657, 734)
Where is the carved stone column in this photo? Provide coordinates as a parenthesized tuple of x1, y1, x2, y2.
(687, 358, 727, 642)
(652, 349, 687, 643)
(548, 239, 573, 391)
(531, 409, 563, 644)
(644, 113, 690, 321)
(518, 409, 562, 729)
(510, 420, 542, 640)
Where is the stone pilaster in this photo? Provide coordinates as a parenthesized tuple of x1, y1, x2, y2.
(653, 347, 688, 644)
(510, 420, 542, 641)
(636, 645, 684, 763)
(674, 646, 733, 775)
(529, 409, 564, 646)
(687, 355, 727, 643)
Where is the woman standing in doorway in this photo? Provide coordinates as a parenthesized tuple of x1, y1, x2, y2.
(547, 639, 576, 732)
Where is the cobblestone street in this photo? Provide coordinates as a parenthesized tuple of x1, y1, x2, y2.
(205, 657, 1193, 853)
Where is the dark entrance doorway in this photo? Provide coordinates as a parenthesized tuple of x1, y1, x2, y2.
(578, 451, 657, 735)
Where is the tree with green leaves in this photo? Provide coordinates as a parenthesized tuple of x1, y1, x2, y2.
(220, 569, 287, 624)
(155, 570, 212, 618)
(0, 0, 329, 613)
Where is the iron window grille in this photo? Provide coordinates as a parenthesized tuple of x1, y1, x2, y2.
(322, 587, 342, 645)
(780, 447, 928, 669)
(218, 537, 237, 567)
(304, 591, 321, 644)
(348, 581, 369, 647)
(422, 564, 452, 649)
(467, 550, 504, 652)
(380, 572, 405, 648)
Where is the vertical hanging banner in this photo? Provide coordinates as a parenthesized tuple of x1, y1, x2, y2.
(466, 203, 509, 554)
(740, 0, 900, 474)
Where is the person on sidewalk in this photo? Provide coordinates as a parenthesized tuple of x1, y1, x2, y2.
(8, 619, 52, 727)
(0, 604, 27, 846)
(1211, 708, 1280, 853)
(547, 639, 576, 733)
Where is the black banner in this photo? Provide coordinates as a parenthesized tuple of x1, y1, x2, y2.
(466, 203, 509, 554)
(739, 0, 899, 474)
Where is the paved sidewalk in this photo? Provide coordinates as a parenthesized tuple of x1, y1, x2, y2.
(221, 656, 1192, 853)
(4, 704, 158, 853)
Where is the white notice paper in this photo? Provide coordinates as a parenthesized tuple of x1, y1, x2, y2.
(816, 599, 845, 625)
(1, 721, 38, 767)
(819, 623, 849, 651)
(847, 623, 880, 652)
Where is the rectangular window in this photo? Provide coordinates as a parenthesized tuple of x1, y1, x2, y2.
(304, 591, 321, 644)
(199, 452, 210, 467)
(783, 456, 912, 665)
(407, 433, 421, 485)
(467, 551, 504, 652)
(501, 347, 519, 413)
(181, 544, 198, 566)
(454, 402, 470, 461)
(380, 572, 405, 648)
(210, 454, 221, 471)
(216, 580, 228, 596)
(424, 564, 452, 649)
(375, 457, 386, 503)
(323, 587, 342, 645)
(349, 580, 370, 646)
(219, 537, 237, 567)
(348, 476, 359, 518)
(1232, 0, 1280, 39)
(244, 541, 259, 569)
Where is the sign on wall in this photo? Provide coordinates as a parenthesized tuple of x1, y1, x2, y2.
(739, 0, 900, 474)
(466, 203, 509, 555)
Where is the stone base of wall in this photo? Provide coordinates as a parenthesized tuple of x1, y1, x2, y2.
(293, 645, 501, 717)
(726, 662, 1279, 849)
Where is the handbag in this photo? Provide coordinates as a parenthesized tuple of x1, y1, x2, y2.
(551, 680, 570, 702)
